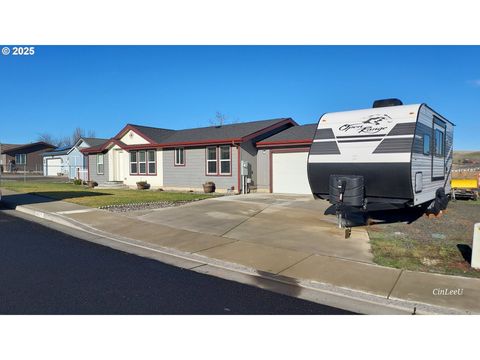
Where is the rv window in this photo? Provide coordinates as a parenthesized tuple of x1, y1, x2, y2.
(434, 129, 444, 157)
(423, 134, 431, 155)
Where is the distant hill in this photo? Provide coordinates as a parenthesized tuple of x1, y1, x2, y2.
(453, 151, 480, 165)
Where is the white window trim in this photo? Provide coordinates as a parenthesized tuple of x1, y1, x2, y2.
(147, 150, 156, 174)
(130, 151, 138, 174)
(174, 148, 185, 166)
(97, 154, 104, 175)
(206, 146, 218, 175)
(16, 154, 27, 165)
(138, 150, 147, 175)
(219, 145, 231, 175)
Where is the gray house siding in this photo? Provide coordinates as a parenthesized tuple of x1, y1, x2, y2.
(88, 153, 109, 183)
(256, 148, 270, 192)
(240, 140, 258, 189)
(163, 146, 239, 192)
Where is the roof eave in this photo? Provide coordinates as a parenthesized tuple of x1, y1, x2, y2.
(256, 139, 313, 148)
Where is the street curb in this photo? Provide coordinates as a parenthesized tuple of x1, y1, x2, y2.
(2, 200, 471, 315)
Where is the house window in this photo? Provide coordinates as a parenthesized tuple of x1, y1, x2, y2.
(148, 150, 156, 174)
(97, 154, 104, 175)
(434, 129, 444, 157)
(206, 147, 217, 175)
(130, 151, 138, 174)
(138, 150, 146, 174)
(15, 154, 26, 165)
(129, 150, 156, 175)
(219, 146, 231, 175)
(174, 148, 185, 166)
(423, 134, 431, 155)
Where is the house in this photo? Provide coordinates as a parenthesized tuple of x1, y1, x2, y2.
(42, 137, 109, 179)
(82, 118, 298, 193)
(0, 144, 23, 172)
(1, 142, 56, 173)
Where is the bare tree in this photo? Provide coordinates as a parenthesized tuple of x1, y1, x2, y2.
(37, 133, 59, 146)
(71, 127, 84, 145)
(209, 111, 228, 126)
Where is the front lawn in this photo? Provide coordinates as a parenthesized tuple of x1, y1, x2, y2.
(368, 199, 480, 278)
(0, 180, 217, 208)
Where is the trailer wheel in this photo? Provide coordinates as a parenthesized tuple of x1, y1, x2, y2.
(432, 188, 449, 215)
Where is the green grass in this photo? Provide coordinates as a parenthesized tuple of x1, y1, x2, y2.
(0, 180, 217, 208)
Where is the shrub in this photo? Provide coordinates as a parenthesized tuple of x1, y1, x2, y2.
(73, 179, 83, 185)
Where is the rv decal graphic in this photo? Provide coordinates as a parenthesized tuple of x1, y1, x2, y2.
(338, 114, 392, 134)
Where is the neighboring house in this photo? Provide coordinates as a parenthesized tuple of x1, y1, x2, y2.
(42, 137, 109, 179)
(1, 142, 56, 173)
(42, 146, 71, 176)
(0, 144, 23, 172)
(82, 118, 297, 193)
(256, 124, 317, 194)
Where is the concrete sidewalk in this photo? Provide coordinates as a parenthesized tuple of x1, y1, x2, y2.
(2, 189, 480, 314)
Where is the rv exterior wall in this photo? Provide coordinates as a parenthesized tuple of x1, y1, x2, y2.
(410, 105, 454, 206)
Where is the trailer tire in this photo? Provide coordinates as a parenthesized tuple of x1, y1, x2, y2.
(432, 188, 449, 215)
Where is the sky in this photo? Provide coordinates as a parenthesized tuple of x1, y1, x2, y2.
(0, 45, 479, 149)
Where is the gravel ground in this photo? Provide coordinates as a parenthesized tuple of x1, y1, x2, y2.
(368, 199, 480, 278)
(100, 200, 201, 212)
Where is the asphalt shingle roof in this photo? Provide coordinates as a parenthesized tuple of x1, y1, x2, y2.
(257, 123, 317, 144)
(130, 118, 292, 145)
(82, 137, 110, 147)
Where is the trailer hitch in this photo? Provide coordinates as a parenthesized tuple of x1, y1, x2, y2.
(335, 179, 352, 238)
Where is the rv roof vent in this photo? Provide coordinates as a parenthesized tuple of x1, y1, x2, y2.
(372, 98, 403, 108)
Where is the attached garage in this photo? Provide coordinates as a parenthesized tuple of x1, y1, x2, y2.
(271, 151, 311, 194)
(46, 158, 63, 176)
(256, 123, 317, 195)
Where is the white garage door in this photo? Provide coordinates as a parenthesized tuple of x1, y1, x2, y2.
(46, 158, 62, 176)
(272, 151, 311, 194)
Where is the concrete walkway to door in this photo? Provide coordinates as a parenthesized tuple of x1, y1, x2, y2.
(125, 193, 373, 263)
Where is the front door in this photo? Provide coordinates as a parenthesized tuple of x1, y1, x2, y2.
(112, 149, 123, 181)
(431, 117, 446, 180)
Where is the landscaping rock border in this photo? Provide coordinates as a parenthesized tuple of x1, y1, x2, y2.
(100, 200, 201, 212)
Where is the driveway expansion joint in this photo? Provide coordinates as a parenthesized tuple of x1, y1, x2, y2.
(387, 270, 404, 299)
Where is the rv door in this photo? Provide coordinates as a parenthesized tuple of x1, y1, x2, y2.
(432, 117, 446, 180)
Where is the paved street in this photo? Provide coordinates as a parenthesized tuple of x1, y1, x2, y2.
(0, 209, 353, 314)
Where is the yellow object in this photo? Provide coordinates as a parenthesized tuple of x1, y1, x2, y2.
(451, 178, 478, 189)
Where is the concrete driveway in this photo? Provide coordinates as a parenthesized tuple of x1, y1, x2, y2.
(128, 193, 373, 263)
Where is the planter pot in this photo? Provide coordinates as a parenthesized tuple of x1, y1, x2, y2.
(137, 183, 151, 190)
(203, 183, 215, 193)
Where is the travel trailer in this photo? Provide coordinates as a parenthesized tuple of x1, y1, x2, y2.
(307, 99, 454, 229)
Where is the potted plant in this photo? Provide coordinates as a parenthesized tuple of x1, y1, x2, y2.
(136, 181, 150, 190)
(203, 181, 215, 193)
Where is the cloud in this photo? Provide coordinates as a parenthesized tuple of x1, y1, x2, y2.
(467, 79, 480, 87)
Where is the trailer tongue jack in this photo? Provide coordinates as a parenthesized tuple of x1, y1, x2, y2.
(329, 175, 365, 239)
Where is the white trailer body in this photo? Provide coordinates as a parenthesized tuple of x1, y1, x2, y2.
(307, 102, 454, 209)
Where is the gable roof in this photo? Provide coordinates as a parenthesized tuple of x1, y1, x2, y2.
(155, 118, 295, 146)
(81, 137, 110, 148)
(82, 118, 297, 154)
(43, 147, 70, 156)
(256, 123, 317, 147)
(118, 125, 175, 144)
(3, 142, 55, 153)
(0, 144, 24, 153)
